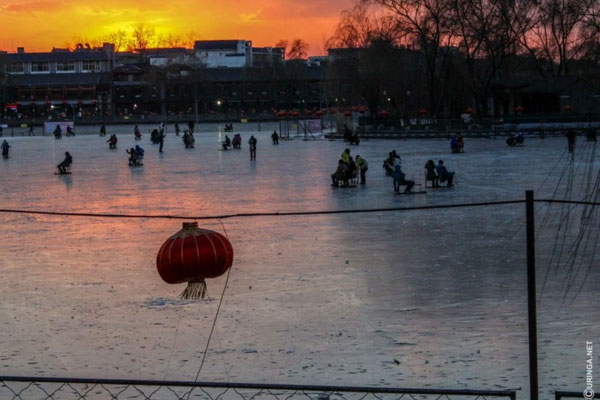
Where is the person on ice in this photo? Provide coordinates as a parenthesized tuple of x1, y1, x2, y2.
(355, 155, 368, 184)
(175, 122, 180, 136)
(53, 125, 62, 139)
(134, 124, 142, 140)
(126, 147, 138, 166)
(232, 134, 242, 149)
(99, 123, 106, 136)
(107, 134, 118, 149)
(135, 145, 145, 164)
(346, 157, 358, 182)
(436, 160, 455, 187)
(1, 140, 10, 159)
(222, 135, 231, 150)
(158, 129, 165, 153)
(425, 159, 439, 187)
(249, 135, 257, 160)
(567, 130, 576, 153)
(66, 125, 75, 136)
(392, 163, 414, 193)
(341, 148, 351, 164)
(57, 152, 72, 174)
(331, 159, 348, 186)
(272, 130, 279, 144)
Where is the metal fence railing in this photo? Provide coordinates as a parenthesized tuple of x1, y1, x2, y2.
(0, 376, 518, 400)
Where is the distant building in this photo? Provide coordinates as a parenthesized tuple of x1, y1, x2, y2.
(1, 44, 114, 118)
(193, 40, 252, 68)
(252, 47, 285, 68)
(137, 48, 193, 67)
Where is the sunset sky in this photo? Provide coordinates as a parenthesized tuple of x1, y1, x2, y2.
(0, 0, 355, 55)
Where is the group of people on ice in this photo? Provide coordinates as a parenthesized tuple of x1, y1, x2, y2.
(450, 134, 465, 153)
(126, 145, 145, 166)
(182, 131, 195, 148)
(343, 125, 360, 145)
(382, 150, 455, 192)
(331, 148, 368, 187)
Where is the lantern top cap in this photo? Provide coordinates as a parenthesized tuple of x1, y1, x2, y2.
(182, 222, 198, 229)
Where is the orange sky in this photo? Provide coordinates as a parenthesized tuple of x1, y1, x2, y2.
(0, 0, 354, 55)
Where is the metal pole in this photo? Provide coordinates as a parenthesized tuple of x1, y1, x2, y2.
(526, 190, 538, 400)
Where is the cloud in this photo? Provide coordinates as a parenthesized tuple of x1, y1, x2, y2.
(0, 0, 64, 14)
(240, 9, 264, 23)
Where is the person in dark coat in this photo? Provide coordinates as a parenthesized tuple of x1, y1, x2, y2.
(57, 152, 72, 174)
(567, 130, 577, 152)
(249, 135, 257, 160)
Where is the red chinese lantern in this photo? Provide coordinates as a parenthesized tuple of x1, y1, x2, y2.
(156, 222, 234, 299)
(515, 106, 524, 114)
(315, 110, 324, 117)
(380, 110, 389, 118)
(419, 108, 428, 116)
(277, 111, 287, 118)
(291, 111, 300, 117)
(564, 104, 572, 112)
(344, 111, 352, 117)
(359, 106, 367, 114)
(465, 107, 474, 114)
(305, 110, 312, 116)
(329, 108, 337, 115)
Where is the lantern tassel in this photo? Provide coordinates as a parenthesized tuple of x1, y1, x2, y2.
(180, 279, 207, 299)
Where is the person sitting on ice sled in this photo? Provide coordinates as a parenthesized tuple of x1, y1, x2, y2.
(331, 159, 348, 186)
(57, 152, 72, 174)
(126, 147, 138, 166)
(222, 135, 231, 150)
(392, 163, 414, 193)
(107, 134, 118, 149)
(232, 134, 242, 149)
(135, 145, 145, 163)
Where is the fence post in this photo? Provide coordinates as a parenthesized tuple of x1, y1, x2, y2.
(526, 190, 538, 400)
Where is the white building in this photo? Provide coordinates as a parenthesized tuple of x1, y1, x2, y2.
(193, 40, 252, 68)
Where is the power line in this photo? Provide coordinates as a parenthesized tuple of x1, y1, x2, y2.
(0, 200, 528, 221)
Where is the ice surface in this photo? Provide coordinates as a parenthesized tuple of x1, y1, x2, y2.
(0, 124, 598, 399)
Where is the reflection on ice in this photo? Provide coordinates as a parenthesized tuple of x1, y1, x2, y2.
(0, 126, 598, 398)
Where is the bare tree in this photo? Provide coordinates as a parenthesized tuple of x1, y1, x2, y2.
(451, 0, 535, 114)
(362, 0, 457, 117)
(129, 23, 156, 51)
(287, 39, 309, 59)
(104, 30, 128, 52)
(326, 2, 400, 49)
(519, 0, 596, 77)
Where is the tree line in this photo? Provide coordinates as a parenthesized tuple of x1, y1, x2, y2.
(325, 0, 600, 117)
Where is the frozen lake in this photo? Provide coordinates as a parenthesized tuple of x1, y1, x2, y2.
(0, 126, 598, 399)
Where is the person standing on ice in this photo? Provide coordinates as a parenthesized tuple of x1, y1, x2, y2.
(567, 130, 576, 153)
(158, 129, 165, 153)
(356, 155, 368, 184)
(249, 135, 257, 160)
(1, 140, 10, 159)
(99, 123, 106, 137)
(271, 130, 279, 144)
